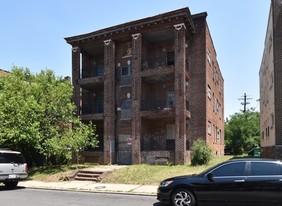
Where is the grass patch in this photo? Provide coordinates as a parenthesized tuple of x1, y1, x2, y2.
(29, 156, 235, 184)
(28, 164, 98, 182)
(101, 155, 234, 185)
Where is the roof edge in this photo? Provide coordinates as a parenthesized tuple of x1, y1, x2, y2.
(65, 7, 196, 45)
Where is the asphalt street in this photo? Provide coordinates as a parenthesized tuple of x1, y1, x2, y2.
(0, 187, 163, 206)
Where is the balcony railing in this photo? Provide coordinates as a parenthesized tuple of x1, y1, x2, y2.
(81, 65, 104, 78)
(141, 99, 175, 111)
(80, 107, 104, 115)
(141, 57, 174, 71)
(119, 76, 132, 86)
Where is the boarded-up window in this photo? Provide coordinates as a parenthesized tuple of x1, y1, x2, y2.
(166, 124, 175, 140)
(120, 99, 132, 120)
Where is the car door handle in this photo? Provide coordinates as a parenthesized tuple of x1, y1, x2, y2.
(234, 180, 245, 183)
(279, 179, 282, 182)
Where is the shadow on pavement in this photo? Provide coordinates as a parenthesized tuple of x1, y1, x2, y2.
(0, 185, 26, 191)
(153, 202, 167, 206)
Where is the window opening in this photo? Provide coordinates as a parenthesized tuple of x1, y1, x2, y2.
(166, 51, 175, 66)
(121, 66, 131, 76)
(166, 89, 175, 107)
(96, 65, 104, 77)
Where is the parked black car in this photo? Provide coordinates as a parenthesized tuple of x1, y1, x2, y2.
(157, 158, 282, 206)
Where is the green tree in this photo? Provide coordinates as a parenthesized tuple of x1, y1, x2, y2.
(224, 108, 260, 155)
(0, 67, 98, 166)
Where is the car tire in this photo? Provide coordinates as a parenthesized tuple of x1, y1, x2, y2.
(171, 188, 196, 206)
(4, 181, 18, 189)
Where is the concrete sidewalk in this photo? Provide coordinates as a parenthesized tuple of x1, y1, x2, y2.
(18, 180, 158, 196)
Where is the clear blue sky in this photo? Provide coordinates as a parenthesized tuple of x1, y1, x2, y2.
(0, 0, 270, 118)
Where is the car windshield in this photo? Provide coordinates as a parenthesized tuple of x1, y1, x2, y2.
(197, 162, 226, 177)
(0, 153, 25, 164)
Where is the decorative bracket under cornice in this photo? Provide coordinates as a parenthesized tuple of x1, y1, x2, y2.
(72, 47, 79, 52)
(174, 23, 186, 31)
(132, 33, 141, 40)
(104, 39, 112, 45)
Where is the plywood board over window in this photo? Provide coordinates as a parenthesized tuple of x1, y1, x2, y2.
(166, 124, 175, 139)
(120, 99, 132, 120)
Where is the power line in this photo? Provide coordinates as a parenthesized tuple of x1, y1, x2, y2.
(238, 93, 252, 112)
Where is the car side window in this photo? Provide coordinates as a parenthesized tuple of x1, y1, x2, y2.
(212, 162, 246, 177)
(250, 162, 281, 176)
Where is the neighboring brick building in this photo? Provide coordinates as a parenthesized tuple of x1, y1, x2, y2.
(259, 0, 282, 159)
(65, 7, 224, 165)
(0, 69, 9, 77)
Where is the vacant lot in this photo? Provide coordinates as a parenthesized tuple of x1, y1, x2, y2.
(29, 155, 234, 185)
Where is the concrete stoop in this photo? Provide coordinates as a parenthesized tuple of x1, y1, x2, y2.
(67, 165, 127, 182)
(68, 170, 110, 182)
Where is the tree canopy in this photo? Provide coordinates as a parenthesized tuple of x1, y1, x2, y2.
(0, 67, 98, 166)
(224, 108, 260, 155)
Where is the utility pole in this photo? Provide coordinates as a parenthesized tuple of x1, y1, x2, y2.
(238, 93, 252, 112)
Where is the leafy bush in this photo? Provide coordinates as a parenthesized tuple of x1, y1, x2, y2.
(191, 139, 213, 166)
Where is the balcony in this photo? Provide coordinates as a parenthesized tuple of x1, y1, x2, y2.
(81, 65, 104, 78)
(141, 100, 175, 119)
(79, 76, 104, 89)
(79, 66, 104, 89)
(81, 106, 104, 114)
(141, 58, 175, 84)
(80, 105, 104, 121)
(141, 99, 174, 111)
(141, 55, 174, 71)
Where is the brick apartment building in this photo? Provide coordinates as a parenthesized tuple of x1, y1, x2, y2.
(0, 69, 9, 77)
(259, 0, 282, 159)
(65, 7, 224, 165)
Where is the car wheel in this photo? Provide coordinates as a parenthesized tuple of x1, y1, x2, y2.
(171, 188, 196, 206)
(4, 181, 18, 189)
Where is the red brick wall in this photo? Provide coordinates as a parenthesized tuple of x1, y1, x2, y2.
(188, 15, 208, 143)
(205, 24, 224, 155)
(174, 24, 188, 164)
(72, 47, 81, 116)
(188, 14, 224, 156)
(103, 40, 116, 164)
(261, 145, 282, 160)
(131, 33, 142, 164)
(272, 0, 282, 145)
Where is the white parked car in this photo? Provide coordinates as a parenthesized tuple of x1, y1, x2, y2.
(0, 149, 28, 188)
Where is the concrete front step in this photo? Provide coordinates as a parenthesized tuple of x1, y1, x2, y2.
(67, 165, 127, 182)
(74, 176, 100, 181)
(76, 171, 102, 181)
(68, 170, 107, 182)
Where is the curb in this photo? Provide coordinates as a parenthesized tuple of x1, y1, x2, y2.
(18, 180, 158, 197)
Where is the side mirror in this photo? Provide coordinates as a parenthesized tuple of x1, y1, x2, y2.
(207, 173, 214, 182)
